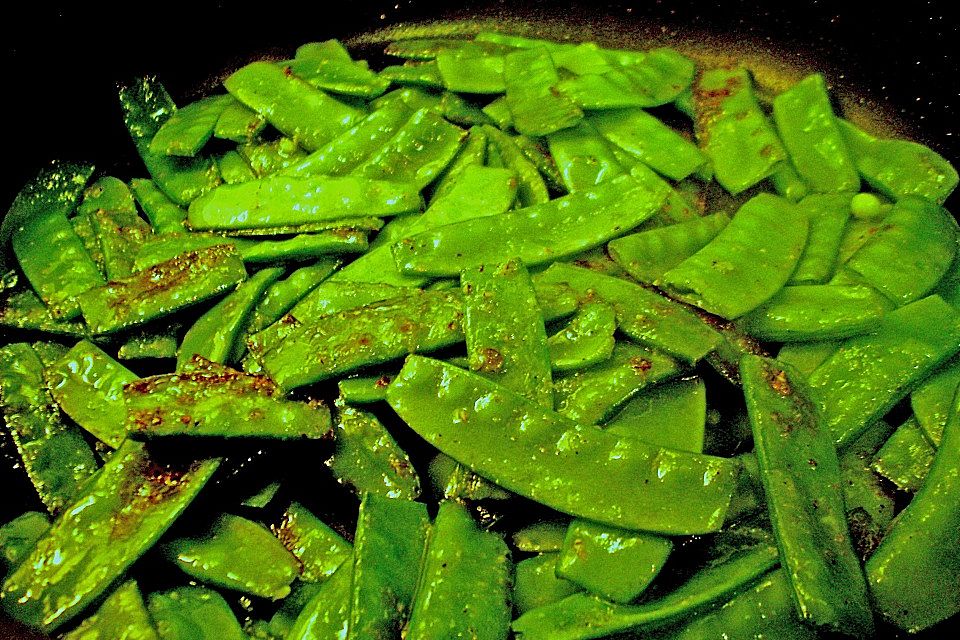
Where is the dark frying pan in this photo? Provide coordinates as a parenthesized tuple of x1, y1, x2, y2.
(1, 1, 956, 637)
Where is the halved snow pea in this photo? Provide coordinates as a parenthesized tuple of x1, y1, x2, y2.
(871, 416, 935, 493)
(482, 125, 550, 207)
(604, 377, 707, 452)
(547, 301, 616, 373)
(272, 501, 352, 583)
(88, 205, 153, 280)
(130, 178, 188, 234)
(148, 586, 244, 640)
(150, 94, 235, 158)
(217, 149, 256, 184)
(504, 46, 583, 136)
(546, 120, 625, 192)
(789, 193, 852, 284)
(239, 137, 308, 177)
(61, 580, 158, 640)
(213, 99, 267, 143)
(245, 259, 339, 335)
(911, 356, 960, 445)
(514, 554, 582, 616)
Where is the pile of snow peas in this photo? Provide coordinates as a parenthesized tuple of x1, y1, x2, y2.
(1, 29, 959, 639)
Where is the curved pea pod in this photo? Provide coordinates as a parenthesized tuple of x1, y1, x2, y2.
(772, 74, 859, 193)
(514, 554, 582, 616)
(0, 512, 48, 574)
(608, 213, 730, 284)
(239, 137, 308, 177)
(839, 119, 958, 204)
(657, 193, 809, 319)
(0, 440, 219, 632)
(224, 61, 362, 152)
(427, 452, 513, 502)
(406, 501, 511, 640)
(388, 356, 738, 534)
(78, 245, 247, 335)
(511, 541, 779, 640)
(871, 416, 935, 492)
(693, 67, 787, 194)
(46, 339, 137, 448)
(149, 94, 234, 157)
(187, 174, 421, 231)
(130, 178, 188, 234)
(911, 356, 960, 445)
(88, 206, 154, 281)
(665, 570, 817, 640)
(337, 373, 395, 404)
(512, 521, 570, 553)
(147, 586, 244, 640)
(536, 264, 721, 365)
(504, 46, 583, 136)
(177, 266, 283, 369)
(866, 386, 960, 632)
(0, 276, 87, 337)
(736, 284, 891, 342)
(741, 355, 874, 637)
(437, 91, 494, 127)
(548, 302, 616, 373)
(380, 61, 445, 88)
(213, 98, 266, 143)
(163, 513, 300, 600)
(554, 343, 681, 426)
(125, 367, 330, 440)
(431, 126, 489, 200)
(483, 125, 550, 207)
(842, 196, 957, 306)
(62, 580, 159, 640)
(0, 343, 98, 514)
(286, 552, 353, 640)
(244, 259, 339, 335)
(272, 501, 352, 583)
(118, 78, 221, 205)
(286, 55, 390, 99)
(327, 396, 420, 500)
(604, 378, 707, 453)
(789, 193, 853, 284)
(807, 295, 960, 448)
(546, 121, 626, 192)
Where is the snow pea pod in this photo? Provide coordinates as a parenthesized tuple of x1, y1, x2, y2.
(777, 340, 840, 377)
(836, 419, 896, 560)
(286, 553, 353, 640)
(0, 279, 87, 337)
(0, 512, 48, 574)
(406, 501, 511, 640)
(224, 61, 362, 152)
(150, 94, 234, 157)
(772, 74, 859, 193)
(272, 501, 352, 583)
(547, 301, 616, 373)
(741, 355, 874, 637)
(0, 343, 98, 513)
(148, 586, 244, 640)
(693, 67, 787, 194)
(789, 193, 852, 284)
(217, 149, 255, 184)
(657, 193, 808, 319)
(187, 174, 421, 231)
(426, 452, 512, 502)
(239, 137, 308, 177)
(393, 174, 667, 277)
(130, 178, 188, 233)
(514, 554, 582, 616)
(118, 78, 221, 205)
(163, 513, 300, 600)
(483, 125, 550, 207)
(245, 259, 339, 334)
(608, 213, 730, 284)
(866, 386, 960, 633)
(482, 95, 514, 129)
(337, 374, 394, 404)
(46, 339, 137, 448)
(546, 120, 625, 192)
(911, 356, 960, 445)
(380, 61, 445, 88)
(513, 522, 570, 553)
(286, 55, 390, 99)
(0, 440, 219, 632)
(78, 245, 247, 335)
(213, 98, 266, 143)
(604, 378, 707, 452)
(535, 263, 721, 365)
(871, 416, 935, 493)
(436, 50, 506, 93)
(843, 195, 957, 306)
(387, 356, 738, 534)
(125, 367, 330, 439)
(327, 396, 420, 499)
(62, 580, 158, 640)
(736, 284, 891, 342)
(807, 295, 960, 448)
(430, 125, 488, 200)
(504, 46, 583, 136)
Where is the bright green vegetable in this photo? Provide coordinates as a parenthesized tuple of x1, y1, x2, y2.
(286, 553, 353, 640)
(130, 178, 188, 233)
(148, 586, 244, 640)
(0, 512, 49, 574)
(245, 259, 339, 334)
(504, 46, 583, 136)
(604, 378, 706, 452)
(546, 121, 625, 192)
(788, 193, 852, 284)
(547, 301, 616, 373)
(911, 356, 960, 445)
(871, 416, 935, 492)
(512, 521, 570, 553)
(216, 149, 256, 184)
(850, 192, 884, 219)
(483, 125, 551, 206)
(150, 94, 234, 157)
(61, 580, 159, 640)
(213, 98, 266, 143)
(514, 554, 582, 615)
(272, 501, 352, 583)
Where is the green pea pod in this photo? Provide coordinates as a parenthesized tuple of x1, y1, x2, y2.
(217, 149, 256, 184)
(0, 440, 219, 632)
(286, 553, 353, 640)
(866, 385, 960, 632)
(149, 94, 234, 157)
(426, 452, 513, 502)
(741, 355, 874, 636)
(147, 586, 244, 640)
(504, 46, 583, 136)
(239, 137, 308, 177)
(436, 51, 506, 93)
(61, 580, 159, 640)
(46, 339, 138, 448)
(178, 266, 284, 369)
(514, 554, 582, 616)
(0, 343, 98, 514)
(245, 259, 339, 335)
(295, 39, 352, 61)
(327, 396, 420, 500)
(371, 86, 442, 113)
(513, 134, 567, 194)
(911, 356, 960, 445)
(380, 61, 445, 88)
(871, 416, 935, 492)
(736, 284, 891, 342)
(406, 501, 511, 639)
(213, 98, 266, 143)
(88, 206, 153, 280)
(548, 301, 616, 373)
(337, 373, 395, 404)
(222, 217, 383, 236)
(624, 160, 703, 225)
(546, 121, 626, 192)
(512, 522, 570, 553)
(272, 501, 352, 583)
(0, 512, 49, 574)
(187, 174, 421, 231)
(843, 196, 957, 306)
(224, 61, 362, 151)
(130, 178, 188, 234)
(608, 213, 730, 284)
(79, 245, 247, 335)
(430, 126, 489, 200)
(69, 211, 106, 276)
(77, 175, 137, 217)
(657, 193, 808, 319)
(837, 419, 896, 560)
(349, 493, 430, 638)
(536, 264, 722, 365)
(789, 193, 852, 284)
(163, 513, 300, 600)
(125, 367, 330, 439)
(286, 56, 390, 99)
(393, 174, 667, 277)
(772, 74, 859, 193)
(482, 125, 550, 207)
(769, 160, 811, 202)
(604, 378, 707, 452)
(118, 331, 180, 360)
(0, 278, 87, 337)
(776, 340, 840, 377)
(482, 95, 514, 129)
(387, 356, 738, 534)
(693, 67, 787, 194)
(511, 541, 779, 640)
(839, 118, 958, 205)
(119, 78, 221, 205)
(807, 295, 960, 448)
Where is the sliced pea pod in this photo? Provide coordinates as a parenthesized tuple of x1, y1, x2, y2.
(125, 366, 330, 439)
(0, 276, 87, 337)
(504, 46, 583, 136)
(130, 178, 188, 234)
(238, 137, 308, 177)
(789, 193, 853, 284)
(213, 98, 267, 143)
(387, 356, 739, 534)
(149, 94, 234, 157)
(512, 521, 570, 553)
(61, 580, 159, 640)
(769, 160, 811, 202)
(604, 378, 707, 452)
(46, 339, 137, 448)
(436, 50, 506, 93)
(513, 133, 567, 194)
(88, 207, 153, 281)
(78, 245, 247, 335)
(547, 301, 616, 373)
(742, 355, 874, 636)
(0, 512, 49, 574)
(286, 552, 353, 640)
(327, 396, 420, 500)
(514, 554, 582, 616)
(871, 416, 935, 492)
(482, 125, 550, 207)
(0, 440, 219, 632)
(546, 121, 625, 192)
(147, 586, 244, 640)
(657, 193, 808, 319)
(286, 53, 390, 99)
(911, 356, 960, 445)
(163, 513, 300, 600)
(430, 125, 488, 200)
(216, 149, 256, 184)
(272, 501, 352, 583)
(337, 373, 395, 404)
(245, 259, 339, 335)
(806, 295, 960, 448)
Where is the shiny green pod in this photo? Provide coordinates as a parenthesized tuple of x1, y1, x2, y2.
(430, 126, 489, 200)
(216, 149, 256, 184)
(0, 512, 48, 574)
(514, 554, 582, 616)
(212, 99, 266, 143)
(88, 206, 153, 280)
(503, 46, 583, 136)
(286, 553, 353, 640)
(871, 416, 935, 493)
(286, 53, 391, 99)
(380, 61, 445, 88)
(130, 178, 188, 234)
(512, 522, 570, 553)
(911, 356, 960, 445)
(149, 94, 235, 157)
(547, 301, 616, 373)
(482, 125, 550, 207)
(604, 378, 707, 452)
(0, 278, 87, 337)
(245, 259, 339, 334)
(337, 374, 395, 404)
(435, 51, 506, 93)
(788, 193, 852, 284)
(61, 580, 159, 640)
(546, 120, 625, 192)
(239, 137, 308, 177)
(147, 586, 245, 640)
(118, 331, 180, 361)
(272, 501, 352, 583)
